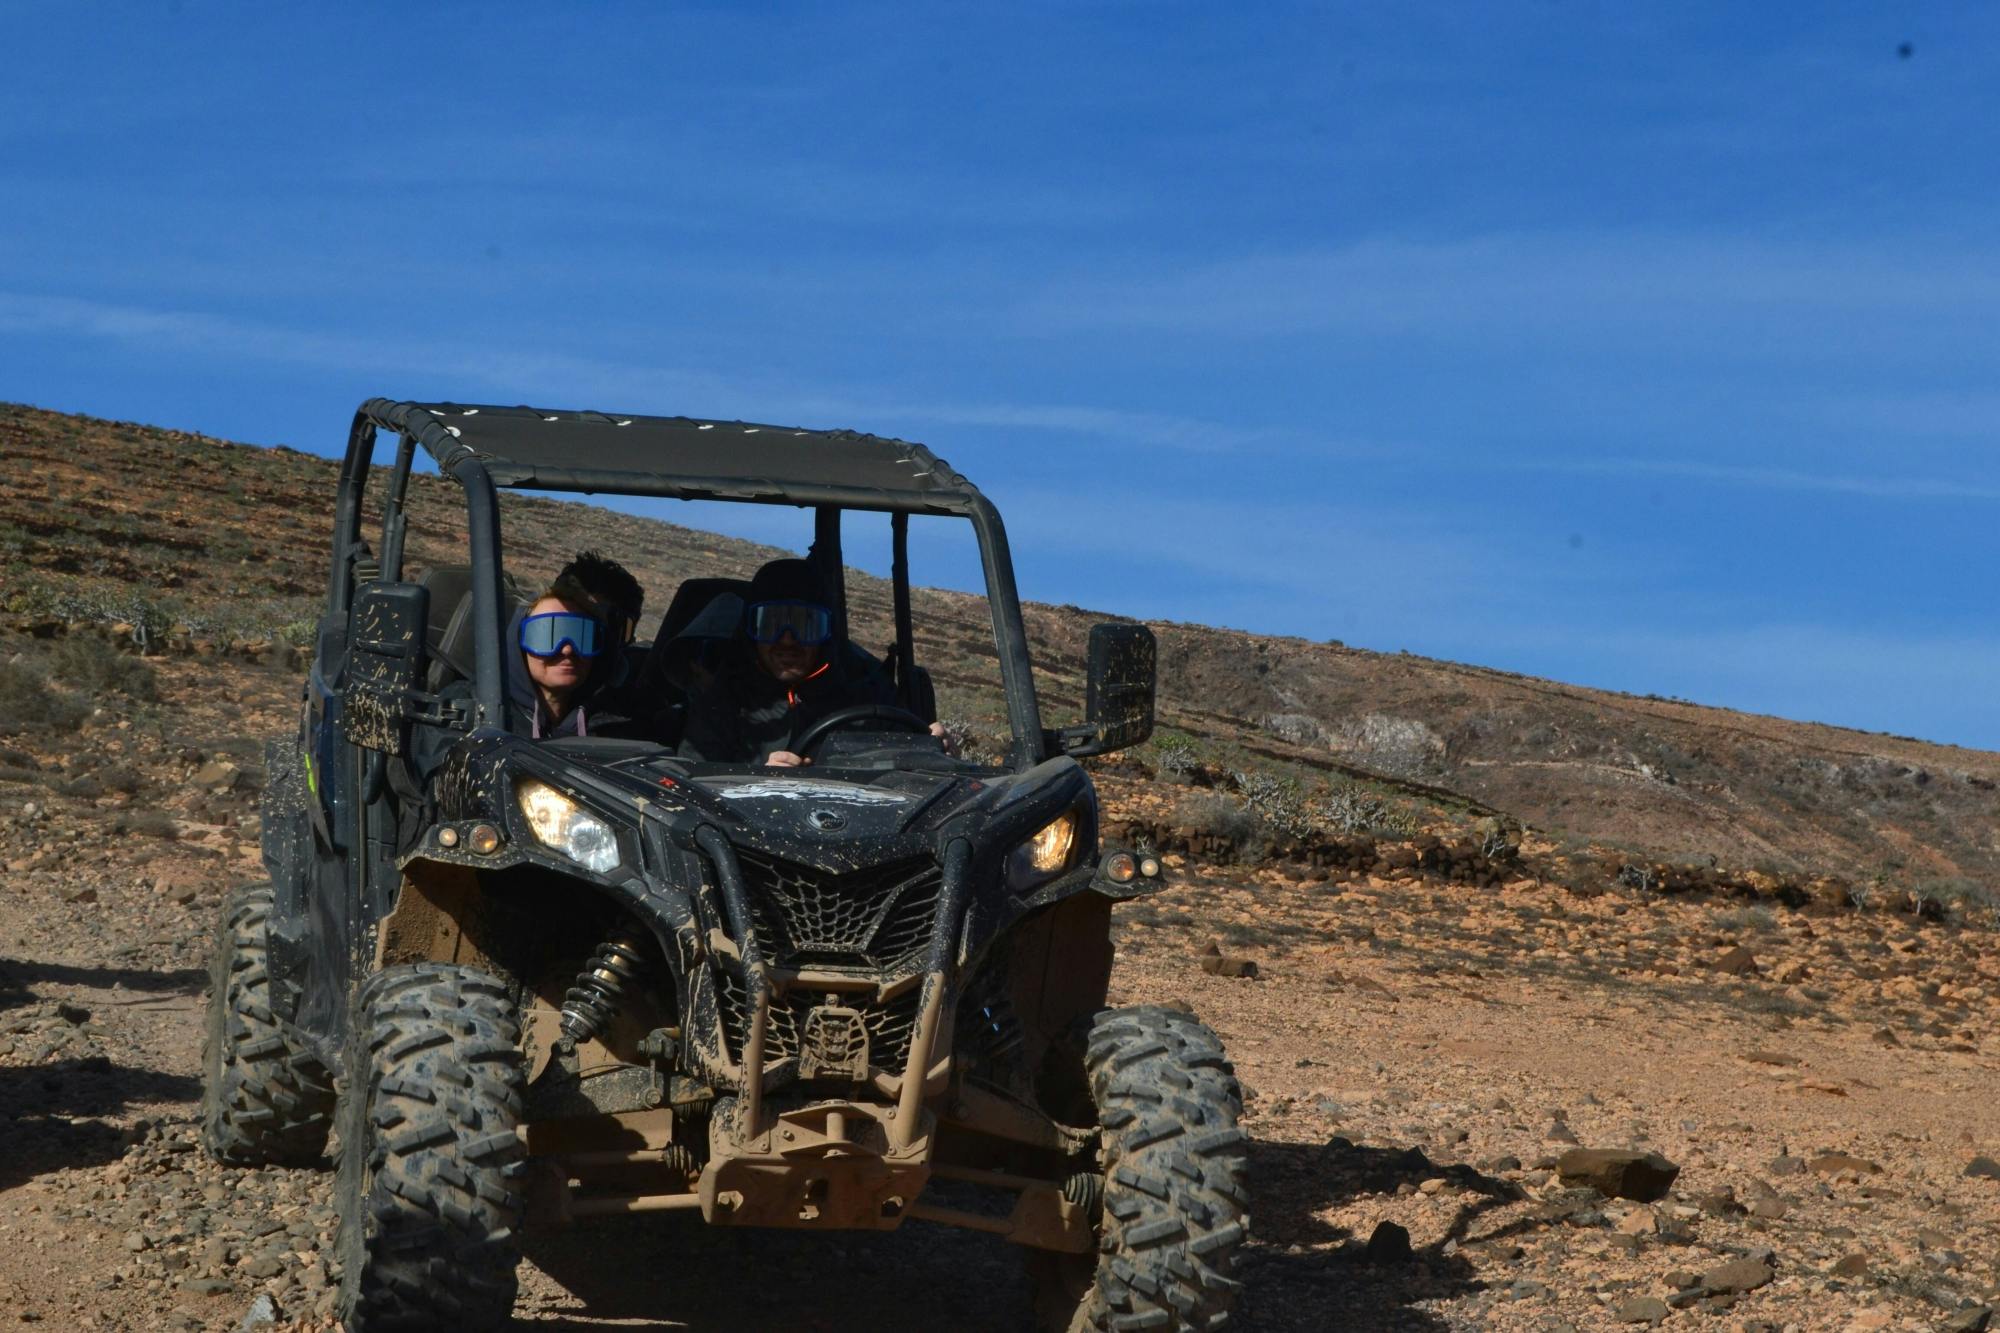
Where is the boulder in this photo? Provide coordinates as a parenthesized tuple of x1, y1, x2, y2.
(1364, 1220, 1411, 1263)
(1556, 1148, 1681, 1202)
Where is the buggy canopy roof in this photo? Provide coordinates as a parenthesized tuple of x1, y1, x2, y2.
(360, 398, 979, 512)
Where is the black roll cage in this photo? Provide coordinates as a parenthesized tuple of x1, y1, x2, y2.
(326, 399, 1051, 768)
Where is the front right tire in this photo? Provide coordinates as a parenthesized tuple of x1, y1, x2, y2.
(1028, 1005, 1251, 1332)
(334, 962, 527, 1333)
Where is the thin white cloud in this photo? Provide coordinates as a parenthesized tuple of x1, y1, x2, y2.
(0, 289, 1331, 457)
(1520, 456, 2000, 503)
(1012, 231, 2000, 347)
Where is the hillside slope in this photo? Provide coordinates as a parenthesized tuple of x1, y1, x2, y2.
(3, 400, 1995, 891)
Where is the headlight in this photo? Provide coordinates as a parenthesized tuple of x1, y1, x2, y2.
(516, 779, 621, 874)
(1007, 810, 1078, 890)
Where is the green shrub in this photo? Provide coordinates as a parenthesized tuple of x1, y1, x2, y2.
(1230, 770, 1314, 838)
(1316, 781, 1420, 838)
(1151, 732, 1204, 781)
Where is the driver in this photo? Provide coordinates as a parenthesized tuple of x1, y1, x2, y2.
(677, 558, 896, 767)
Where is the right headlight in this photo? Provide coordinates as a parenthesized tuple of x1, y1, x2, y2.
(1007, 810, 1079, 891)
(516, 778, 622, 874)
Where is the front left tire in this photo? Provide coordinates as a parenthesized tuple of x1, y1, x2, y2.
(334, 962, 527, 1333)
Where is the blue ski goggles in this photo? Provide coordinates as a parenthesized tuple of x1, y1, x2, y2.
(746, 600, 833, 646)
(519, 611, 603, 659)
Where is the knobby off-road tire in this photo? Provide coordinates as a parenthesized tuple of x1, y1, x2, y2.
(335, 963, 527, 1333)
(1029, 1005, 1251, 1332)
(199, 883, 335, 1166)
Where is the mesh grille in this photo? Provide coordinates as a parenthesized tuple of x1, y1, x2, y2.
(737, 850, 942, 972)
(716, 973, 925, 1074)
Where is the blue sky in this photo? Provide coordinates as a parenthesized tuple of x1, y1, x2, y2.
(4, 3, 1997, 748)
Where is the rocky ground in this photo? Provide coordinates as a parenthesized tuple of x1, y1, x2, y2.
(0, 645, 1996, 1331)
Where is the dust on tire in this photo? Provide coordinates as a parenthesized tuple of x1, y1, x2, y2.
(1029, 1004, 1251, 1332)
(334, 962, 527, 1333)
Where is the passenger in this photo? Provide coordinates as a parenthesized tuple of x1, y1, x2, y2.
(407, 576, 608, 785)
(512, 579, 605, 738)
(559, 549, 644, 646)
(678, 559, 895, 767)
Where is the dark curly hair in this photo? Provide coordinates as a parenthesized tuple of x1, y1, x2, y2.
(558, 550, 644, 637)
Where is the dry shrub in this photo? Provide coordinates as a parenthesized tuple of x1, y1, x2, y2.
(47, 637, 158, 702)
(0, 660, 89, 735)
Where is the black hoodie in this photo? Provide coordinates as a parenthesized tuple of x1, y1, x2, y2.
(676, 632, 893, 764)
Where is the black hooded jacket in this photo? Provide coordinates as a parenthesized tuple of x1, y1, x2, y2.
(677, 638, 894, 764)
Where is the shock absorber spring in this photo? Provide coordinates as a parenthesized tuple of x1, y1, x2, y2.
(560, 935, 648, 1044)
(1062, 1170, 1105, 1223)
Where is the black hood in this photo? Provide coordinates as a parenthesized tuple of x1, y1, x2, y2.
(504, 605, 604, 738)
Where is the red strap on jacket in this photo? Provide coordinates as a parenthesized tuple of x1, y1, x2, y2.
(786, 661, 831, 708)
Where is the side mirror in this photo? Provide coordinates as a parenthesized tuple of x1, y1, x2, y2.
(1056, 623, 1156, 757)
(339, 582, 430, 756)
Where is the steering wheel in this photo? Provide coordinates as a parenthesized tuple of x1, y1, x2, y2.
(791, 703, 931, 756)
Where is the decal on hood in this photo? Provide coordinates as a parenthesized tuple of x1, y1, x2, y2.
(710, 780, 909, 806)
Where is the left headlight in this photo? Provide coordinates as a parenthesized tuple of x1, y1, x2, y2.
(516, 778, 622, 874)
(1007, 809, 1079, 890)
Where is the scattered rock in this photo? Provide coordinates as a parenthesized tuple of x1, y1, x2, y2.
(1198, 951, 1259, 979)
(234, 1294, 280, 1331)
(1808, 1152, 1882, 1177)
(1740, 1048, 1799, 1067)
(1364, 1220, 1412, 1263)
(1615, 1204, 1659, 1235)
(1942, 1306, 1993, 1333)
(1964, 1156, 2000, 1181)
(1700, 1256, 1774, 1295)
(1614, 1296, 1670, 1325)
(1714, 946, 1760, 976)
(1556, 1148, 1681, 1202)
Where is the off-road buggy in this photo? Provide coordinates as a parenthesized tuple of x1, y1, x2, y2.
(200, 400, 1249, 1330)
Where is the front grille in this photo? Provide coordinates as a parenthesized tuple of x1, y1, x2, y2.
(736, 849, 942, 972)
(716, 972, 925, 1074)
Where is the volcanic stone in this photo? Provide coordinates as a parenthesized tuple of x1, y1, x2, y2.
(1556, 1148, 1681, 1202)
(1700, 1257, 1774, 1295)
(1364, 1220, 1412, 1263)
(1808, 1152, 1881, 1177)
(1614, 1296, 1670, 1324)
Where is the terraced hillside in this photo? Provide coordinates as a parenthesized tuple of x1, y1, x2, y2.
(4, 400, 1997, 898)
